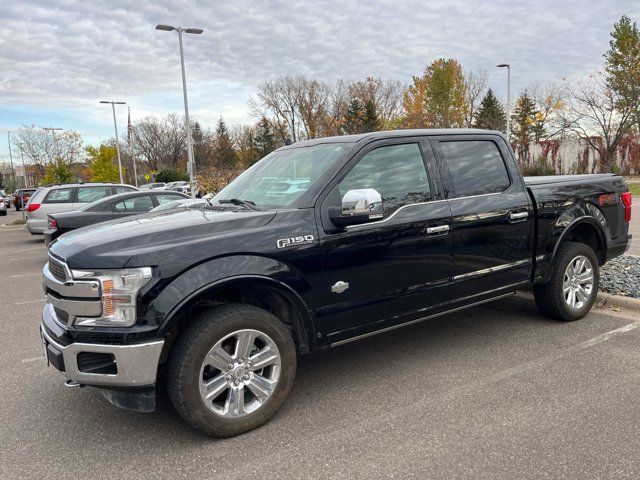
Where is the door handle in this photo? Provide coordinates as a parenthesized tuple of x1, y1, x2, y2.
(509, 211, 529, 222)
(426, 225, 450, 235)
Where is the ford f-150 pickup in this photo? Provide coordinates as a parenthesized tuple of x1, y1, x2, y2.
(39, 129, 633, 437)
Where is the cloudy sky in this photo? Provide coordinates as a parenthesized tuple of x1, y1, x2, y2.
(1, 0, 638, 162)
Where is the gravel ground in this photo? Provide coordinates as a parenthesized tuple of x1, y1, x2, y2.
(600, 255, 640, 298)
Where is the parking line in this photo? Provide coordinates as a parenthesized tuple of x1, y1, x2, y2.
(10, 247, 44, 254)
(15, 299, 45, 305)
(10, 272, 41, 278)
(21, 356, 43, 364)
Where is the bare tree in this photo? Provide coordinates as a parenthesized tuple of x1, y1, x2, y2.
(132, 114, 186, 172)
(347, 77, 404, 127)
(560, 73, 635, 172)
(250, 76, 301, 142)
(295, 77, 331, 139)
(463, 70, 488, 127)
(529, 82, 566, 141)
(11, 126, 83, 178)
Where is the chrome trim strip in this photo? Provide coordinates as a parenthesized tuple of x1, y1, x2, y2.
(47, 294, 101, 318)
(330, 292, 516, 347)
(43, 264, 100, 299)
(41, 320, 164, 387)
(453, 259, 531, 282)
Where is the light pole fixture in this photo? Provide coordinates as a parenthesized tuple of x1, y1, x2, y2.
(497, 64, 511, 141)
(100, 100, 126, 184)
(7, 131, 16, 185)
(156, 23, 204, 198)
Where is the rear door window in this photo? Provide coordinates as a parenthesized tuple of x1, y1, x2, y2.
(113, 195, 154, 212)
(77, 186, 113, 203)
(437, 140, 510, 198)
(43, 188, 74, 204)
(115, 186, 137, 194)
(155, 194, 183, 205)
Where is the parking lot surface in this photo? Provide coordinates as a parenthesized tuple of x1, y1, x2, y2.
(1, 207, 640, 479)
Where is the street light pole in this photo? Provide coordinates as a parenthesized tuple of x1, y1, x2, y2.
(19, 148, 27, 221)
(7, 132, 16, 187)
(497, 64, 511, 141)
(156, 24, 204, 198)
(100, 100, 126, 184)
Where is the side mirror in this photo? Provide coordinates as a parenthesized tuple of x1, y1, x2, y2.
(329, 188, 383, 227)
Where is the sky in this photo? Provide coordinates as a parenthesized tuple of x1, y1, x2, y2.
(1, 0, 638, 164)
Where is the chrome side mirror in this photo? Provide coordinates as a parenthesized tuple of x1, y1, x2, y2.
(329, 188, 383, 227)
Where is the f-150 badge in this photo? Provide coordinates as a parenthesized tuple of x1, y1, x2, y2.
(276, 235, 315, 249)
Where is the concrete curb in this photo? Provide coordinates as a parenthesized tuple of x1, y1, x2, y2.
(596, 291, 640, 312)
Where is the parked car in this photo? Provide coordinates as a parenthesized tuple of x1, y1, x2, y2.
(0, 189, 10, 209)
(25, 183, 138, 235)
(12, 188, 37, 211)
(149, 198, 207, 212)
(165, 180, 190, 194)
(44, 190, 190, 245)
(0, 192, 7, 216)
(139, 182, 166, 190)
(40, 129, 632, 437)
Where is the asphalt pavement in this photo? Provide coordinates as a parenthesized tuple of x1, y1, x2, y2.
(1, 207, 640, 479)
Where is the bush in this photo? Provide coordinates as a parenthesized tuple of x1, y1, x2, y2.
(521, 156, 555, 176)
(155, 169, 189, 183)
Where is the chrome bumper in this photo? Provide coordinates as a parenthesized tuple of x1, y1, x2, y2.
(40, 320, 164, 387)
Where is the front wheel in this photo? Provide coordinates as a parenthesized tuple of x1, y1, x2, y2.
(534, 242, 599, 321)
(167, 303, 297, 437)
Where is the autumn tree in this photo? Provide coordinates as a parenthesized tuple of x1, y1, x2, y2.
(474, 89, 506, 132)
(529, 83, 565, 141)
(11, 127, 83, 179)
(605, 15, 640, 132)
(403, 58, 467, 128)
(232, 124, 260, 168)
(85, 144, 120, 182)
(347, 77, 404, 128)
(44, 160, 74, 184)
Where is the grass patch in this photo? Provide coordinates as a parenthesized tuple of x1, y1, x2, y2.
(628, 183, 640, 196)
(9, 218, 26, 225)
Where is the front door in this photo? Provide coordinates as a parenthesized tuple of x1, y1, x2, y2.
(432, 135, 534, 302)
(317, 138, 454, 344)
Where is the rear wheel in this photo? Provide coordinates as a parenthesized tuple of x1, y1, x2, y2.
(534, 242, 599, 321)
(167, 303, 296, 437)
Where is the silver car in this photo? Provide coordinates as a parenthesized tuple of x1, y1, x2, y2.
(25, 183, 138, 235)
(0, 189, 8, 216)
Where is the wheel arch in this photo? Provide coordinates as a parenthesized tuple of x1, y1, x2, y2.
(552, 217, 607, 266)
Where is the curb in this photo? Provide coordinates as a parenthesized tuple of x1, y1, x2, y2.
(596, 291, 640, 312)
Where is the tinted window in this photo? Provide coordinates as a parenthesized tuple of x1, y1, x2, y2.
(43, 188, 74, 204)
(338, 143, 431, 217)
(438, 140, 510, 197)
(77, 186, 112, 203)
(113, 195, 154, 212)
(156, 193, 183, 205)
(115, 186, 136, 194)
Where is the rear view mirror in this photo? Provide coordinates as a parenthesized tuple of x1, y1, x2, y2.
(329, 188, 383, 227)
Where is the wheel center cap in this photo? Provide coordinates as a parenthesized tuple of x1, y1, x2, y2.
(233, 366, 245, 379)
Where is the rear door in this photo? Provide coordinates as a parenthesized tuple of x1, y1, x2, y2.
(318, 138, 454, 343)
(432, 135, 534, 302)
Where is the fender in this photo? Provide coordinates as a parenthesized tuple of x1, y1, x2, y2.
(140, 255, 315, 348)
(538, 202, 609, 282)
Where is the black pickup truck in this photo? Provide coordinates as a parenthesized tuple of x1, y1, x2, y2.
(40, 129, 633, 437)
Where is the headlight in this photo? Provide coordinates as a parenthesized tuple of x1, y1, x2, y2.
(71, 267, 153, 327)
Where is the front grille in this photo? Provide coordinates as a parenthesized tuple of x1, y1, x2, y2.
(48, 258, 67, 282)
(53, 307, 69, 325)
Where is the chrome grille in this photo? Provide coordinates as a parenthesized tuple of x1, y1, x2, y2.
(53, 307, 70, 325)
(48, 258, 67, 282)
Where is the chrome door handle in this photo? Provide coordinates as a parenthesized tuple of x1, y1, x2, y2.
(426, 225, 450, 235)
(509, 211, 529, 222)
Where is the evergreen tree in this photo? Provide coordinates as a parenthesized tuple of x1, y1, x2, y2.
(362, 100, 381, 132)
(511, 91, 537, 144)
(214, 118, 238, 169)
(254, 117, 276, 159)
(473, 89, 506, 133)
(342, 99, 365, 134)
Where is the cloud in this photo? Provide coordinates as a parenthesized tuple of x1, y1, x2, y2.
(0, 0, 638, 143)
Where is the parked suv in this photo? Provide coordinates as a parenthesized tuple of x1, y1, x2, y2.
(0, 189, 8, 215)
(26, 183, 138, 235)
(13, 188, 37, 211)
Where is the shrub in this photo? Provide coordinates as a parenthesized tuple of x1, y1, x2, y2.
(155, 169, 189, 183)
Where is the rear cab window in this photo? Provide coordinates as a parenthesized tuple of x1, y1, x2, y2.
(43, 187, 75, 204)
(436, 140, 510, 198)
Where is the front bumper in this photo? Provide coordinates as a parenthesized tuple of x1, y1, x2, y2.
(40, 316, 164, 388)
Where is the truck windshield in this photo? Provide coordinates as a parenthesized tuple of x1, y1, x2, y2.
(213, 143, 348, 208)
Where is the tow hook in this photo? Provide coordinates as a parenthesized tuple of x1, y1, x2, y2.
(64, 380, 83, 389)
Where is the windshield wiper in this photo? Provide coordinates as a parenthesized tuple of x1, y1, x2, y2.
(217, 198, 259, 210)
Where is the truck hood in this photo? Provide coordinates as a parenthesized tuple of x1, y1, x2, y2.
(49, 208, 277, 269)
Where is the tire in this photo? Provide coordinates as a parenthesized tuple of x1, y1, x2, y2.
(533, 241, 599, 321)
(167, 303, 297, 437)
